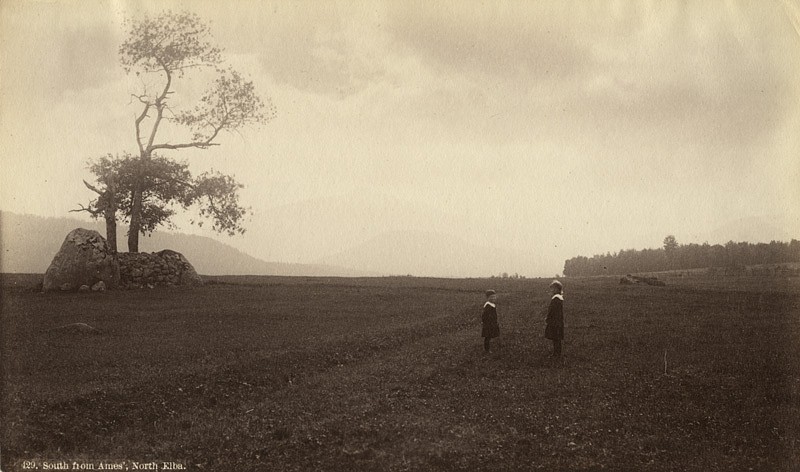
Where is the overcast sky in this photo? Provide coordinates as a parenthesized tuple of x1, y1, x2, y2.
(1, 0, 798, 276)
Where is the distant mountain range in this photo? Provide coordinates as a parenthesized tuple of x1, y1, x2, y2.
(230, 193, 546, 277)
(1, 210, 795, 277)
(233, 193, 478, 263)
(0, 212, 368, 276)
(0, 211, 536, 278)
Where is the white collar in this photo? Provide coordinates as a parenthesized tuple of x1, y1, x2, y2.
(484, 301, 496, 308)
(552, 294, 563, 300)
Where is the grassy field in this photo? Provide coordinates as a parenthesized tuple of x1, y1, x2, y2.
(1, 273, 799, 471)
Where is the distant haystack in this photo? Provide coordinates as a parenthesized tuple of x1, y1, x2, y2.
(619, 275, 636, 285)
(620, 274, 666, 286)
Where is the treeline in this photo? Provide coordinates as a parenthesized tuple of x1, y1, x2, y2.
(563, 238, 800, 276)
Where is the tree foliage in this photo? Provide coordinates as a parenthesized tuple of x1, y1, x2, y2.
(77, 153, 249, 242)
(173, 67, 276, 146)
(191, 171, 248, 236)
(119, 11, 222, 76)
(79, 154, 126, 218)
(663, 235, 678, 254)
(563, 238, 800, 276)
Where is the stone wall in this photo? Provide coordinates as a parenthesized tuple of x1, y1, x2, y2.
(118, 250, 203, 289)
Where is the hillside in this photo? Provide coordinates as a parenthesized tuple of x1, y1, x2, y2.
(0, 212, 365, 276)
(234, 193, 475, 264)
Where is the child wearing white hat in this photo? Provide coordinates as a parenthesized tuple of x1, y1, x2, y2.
(544, 280, 564, 358)
(482, 290, 499, 352)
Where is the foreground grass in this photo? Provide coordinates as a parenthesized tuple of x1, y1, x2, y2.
(1, 274, 798, 471)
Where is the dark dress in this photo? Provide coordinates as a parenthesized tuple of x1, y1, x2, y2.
(544, 294, 564, 340)
(482, 302, 500, 338)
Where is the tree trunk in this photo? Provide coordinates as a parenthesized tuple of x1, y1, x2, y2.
(127, 151, 150, 253)
(128, 192, 141, 252)
(105, 177, 118, 253)
(128, 180, 142, 253)
(105, 211, 118, 253)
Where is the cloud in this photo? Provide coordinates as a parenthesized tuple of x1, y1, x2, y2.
(582, 2, 797, 137)
(385, 2, 797, 137)
(202, 1, 390, 98)
(1, 1, 122, 101)
(386, 2, 594, 87)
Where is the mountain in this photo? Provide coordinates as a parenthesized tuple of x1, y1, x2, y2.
(232, 194, 552, 276)
(316, 230, 540, 278)
(0, 212, 365, 276)
(232, 193, 478, 264)
(7, 209, 790, 278)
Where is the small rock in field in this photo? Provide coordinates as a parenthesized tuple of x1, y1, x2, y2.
(47, 322, 102, 335)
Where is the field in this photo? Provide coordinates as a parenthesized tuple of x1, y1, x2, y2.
(1, 273, 799, 471)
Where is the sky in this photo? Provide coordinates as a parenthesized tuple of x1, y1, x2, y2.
(1, 0, 799, 277)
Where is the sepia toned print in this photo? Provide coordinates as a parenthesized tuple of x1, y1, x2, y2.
(1, 1, 798, 470)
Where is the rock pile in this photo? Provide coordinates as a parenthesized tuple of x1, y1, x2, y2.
(118, 249, 203, 289)
(43, 228, 119, 291)
(43, 229, 203, 291)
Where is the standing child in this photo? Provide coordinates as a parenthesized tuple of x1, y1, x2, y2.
(482, 290, 500, 352)
(544, 280, 564, 358)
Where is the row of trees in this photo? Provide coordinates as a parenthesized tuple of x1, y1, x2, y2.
(563, 236, 800, 276)
(491, 273, 527, 279)
(75, 11, 275, 253)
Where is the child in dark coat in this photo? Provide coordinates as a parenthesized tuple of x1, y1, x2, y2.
(544, 280, 564, 358)
(482, 290, 499, 352)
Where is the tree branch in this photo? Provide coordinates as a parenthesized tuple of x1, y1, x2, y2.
(150, 141, 221, 151)
(130, 93, 150, 105)
(150, 117, 226, 152)
(134, 101, 151, 155)
(145, 59, 173, 154)
(71, 204, 102, 217)
(149, 174, 197, 190)
(203, 118, 226, 144)
(83, 180, 104, 195)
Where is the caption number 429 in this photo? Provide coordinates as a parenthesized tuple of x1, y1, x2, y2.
(22, 461, 37, 469)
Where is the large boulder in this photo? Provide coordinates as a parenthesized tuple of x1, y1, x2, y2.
(43, 229, 119, 291)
